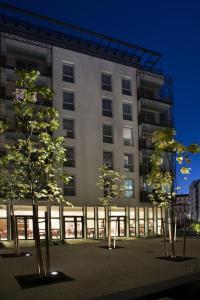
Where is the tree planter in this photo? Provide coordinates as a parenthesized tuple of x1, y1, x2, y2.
(0, 252, 32, 258)
(15, 271, 74, 289)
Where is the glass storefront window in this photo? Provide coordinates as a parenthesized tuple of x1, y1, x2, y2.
(87, 219, 95, 238)
(51, 218, 60, 239)
(148, 219, 154, 236)
(129, 219, 136, 236)
(63, 207, 83, 216)
(0, 219, 7, 240)
(130, 207, 135, 219)
(98, 219, 105, 238)
(139, 220, 145, 236)
(27, 218, 33, 239)
(38, 206, 47, 218)
(148, 207, 153, 219)
(157, 219, 162, 235)
(157, 207, 162, 218)
(38, 218, 45, 239)
(0, 206, 7, 217)
(87, 207, 94, 218)
(139, 208, 145, 219)
(51, 206, 60, 218)
(14, 205, 33, 216)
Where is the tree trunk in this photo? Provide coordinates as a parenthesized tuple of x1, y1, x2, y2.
(169, 205, 176, 258)
(183, 204, 187, 258)
(10, 203, 20, 256)
(161, 217, 168, 257)
(32, 203, 46, 276)
(108, 206, 112, 249)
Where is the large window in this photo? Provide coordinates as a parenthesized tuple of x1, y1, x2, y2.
(102, 98, 112, 117)
(124, 153, 134, 172)
(123, 103, 132, 121)
(51, 206, 60, 240)
(64, 175, 76, 196)
(103, 124, 113, 144)
(103, 151, 113, 169)
(0, 219, 7, 240)
(63, 119, 75, 138)
(122, 78, 132, 95)
(63, 64, 74, 83)
(124, 179, 134, 197)
(123, 127, 133, 146)
(64, 147, 75, 167)
(102, 73, 112, 91)
(63, 91, 74, 111)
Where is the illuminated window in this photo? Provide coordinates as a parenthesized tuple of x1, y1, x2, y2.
(124, 179, 134, 197)
(123, 127, 133, 146)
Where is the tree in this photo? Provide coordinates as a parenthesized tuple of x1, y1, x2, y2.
(0, 70, 71, 276)
(147, 128, 200, 258)
(97, 166, 125, 249)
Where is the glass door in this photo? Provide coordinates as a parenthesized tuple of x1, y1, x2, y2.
(64, 217, 83, 239)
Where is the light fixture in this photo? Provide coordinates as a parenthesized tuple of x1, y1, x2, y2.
(51, 271, 58, 276)
(25, 253, 31, 256)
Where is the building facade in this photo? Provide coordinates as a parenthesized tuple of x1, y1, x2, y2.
(0, 3, 173, 241)
(174, 194, 190, 226)
(189, 180, 200, 222)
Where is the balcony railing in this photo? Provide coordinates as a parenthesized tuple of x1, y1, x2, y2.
(139, 138, 154, 150)
(139, 111, 172, 127)
(0, 53, 52, 77)
(138, 88, 173, 104)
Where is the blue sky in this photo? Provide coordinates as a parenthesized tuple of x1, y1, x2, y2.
(3, 0, 200, 193)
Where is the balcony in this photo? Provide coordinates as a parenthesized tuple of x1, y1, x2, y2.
(138, 87, 172, 105)
(140, 191, 149, 202)
(0, 53, 52, 78)
(140, 164, 151, 175)
(139, 111, 172, 127)
(139, 138, 154, 150)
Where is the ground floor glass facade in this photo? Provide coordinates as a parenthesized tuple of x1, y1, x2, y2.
(0, 205, 165, 241)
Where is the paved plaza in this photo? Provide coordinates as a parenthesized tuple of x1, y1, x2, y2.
(0, 238, 200, 300)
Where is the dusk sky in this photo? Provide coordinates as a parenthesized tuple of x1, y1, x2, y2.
(4, 0, 200, 193)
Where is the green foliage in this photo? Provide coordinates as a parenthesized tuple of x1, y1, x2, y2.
(147, 128, 200, 207)
(190, 223, 200, 234)
(96, 166, 125, 207)
(0, 70, 71, 206)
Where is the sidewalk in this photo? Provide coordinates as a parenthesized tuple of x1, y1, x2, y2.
(0, 238, 200, 300)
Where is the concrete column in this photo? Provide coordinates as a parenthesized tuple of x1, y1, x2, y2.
(82, 205, 87, 239)
(144, 206, 148, 236)
(60, 205, 64, 242)
(135, 207, 139, 236)
(7, 204, 12, 241)
(125, 206, 129, 237)
(94, 206, 98, 239)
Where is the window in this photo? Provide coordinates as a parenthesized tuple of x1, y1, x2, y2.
(124, 153, 134, 172)
(123, 103, 132, 121)
(64, 175, 76, 196)
(64, 147, 75, 167)
(16, 60, 37, 71)
(102, 73, 112, 91)
(63, 64, 74, 83)
(102, 98, 112, 117)
(63, 91, 74, 111)
(122, 78, 132, 95)
(63, 119, 75, 138)
(124, 179, 134, 197)
(103, 151, 113, 169)
(103, 124, 113, 143)
(123, 127, 133, 146)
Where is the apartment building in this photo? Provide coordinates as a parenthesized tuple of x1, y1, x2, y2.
(174, 194, 190, 226)
(189, 180, 200, 222)
(0, 3, 173, 242)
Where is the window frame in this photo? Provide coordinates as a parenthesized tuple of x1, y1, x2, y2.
(122, 77, 132, 96)
(64, 146, 75, 167)
(63, 90, 75, 111)
(124, 153, 134, 172)
(103, 124, 113, 144)
(102, 98, 113, 117)
(101, 72, 112, 91)
(123, 127, 133, 146)
(64, 175, 76, 196)
(124, 178, 134, 198)
(123, 102, 132, 121)
(63, 63, 75, 83)
(63, 118, 75, 139)
(103, 150, 114, 169)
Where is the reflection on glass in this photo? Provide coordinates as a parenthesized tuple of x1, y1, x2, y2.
(98, 219, 105, 238)
(87, 219, 95, 238)
(0, 219, 7, 240)
(129, 219, 136, 236)
(139, 220, 145, 236)
(51, 218, 60, 239)
(27, 218, 33, 239)
(17, 218, 25, 239)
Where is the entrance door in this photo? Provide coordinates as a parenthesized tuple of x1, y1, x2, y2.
(16, 216, 33, 240)
(110, 216, 125, 237)
(64, 217, 83, 239)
